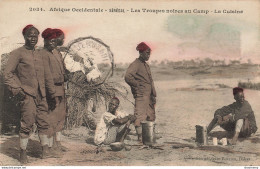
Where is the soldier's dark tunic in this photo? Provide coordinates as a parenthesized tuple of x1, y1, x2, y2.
(4, 46, 56, 138)
(41, 48, 66, 135)
(125, 58, 156, 126)
(214, 100, 257, 137)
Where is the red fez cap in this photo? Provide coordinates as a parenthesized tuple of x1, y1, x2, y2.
(53, 29, 64, 37)
(22, 24, 39, 35)
(42, 28, 57, 40)
(136, 42, 151, 52)
(233, 87, 243, 95)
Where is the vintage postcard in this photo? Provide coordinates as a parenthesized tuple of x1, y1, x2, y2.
(0, 0, 259, 167)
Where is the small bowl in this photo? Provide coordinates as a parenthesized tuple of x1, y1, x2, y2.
(110, 142, 125, 151)
(124, 145, 132, 151)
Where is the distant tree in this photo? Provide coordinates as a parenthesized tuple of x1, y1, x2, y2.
(247, 59, 253, 65)
(151, 60, 158, 66)
(216, 60, 225, 66)
(159, 60, 166, 67)
(230, 60, 240, 65)
(166, 61, 174, 67)
(199, 59, 205, 67)
(204, 57, 214, 66)
(172, 61, 183, 68)
(190, 59, 196, 67)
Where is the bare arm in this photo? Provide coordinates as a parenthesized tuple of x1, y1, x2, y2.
(112, 116, 129, 125)
(112, 114, 136, 125)
(214, 104, 233, 118)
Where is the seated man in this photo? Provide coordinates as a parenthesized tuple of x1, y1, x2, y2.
(207, 87, 257, 145)
(94, 97, 136, 145)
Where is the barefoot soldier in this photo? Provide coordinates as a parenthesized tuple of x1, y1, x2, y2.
(4, 25, 59, 163)
(207, 87, 257, 145)
(125, 42, 157, 142)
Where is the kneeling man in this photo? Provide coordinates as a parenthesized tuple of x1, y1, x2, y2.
(207, 87, 257, 145)
(94, 97, 136, 145)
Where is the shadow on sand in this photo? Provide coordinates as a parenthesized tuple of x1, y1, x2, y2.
(0, 135, 42, 161)
(208, 131, 233, 139)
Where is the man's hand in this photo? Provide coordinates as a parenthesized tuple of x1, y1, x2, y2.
(49, 96, 60, 111)
(151, 96, 156, 105)
(17, 90, 26, 101)
(13, 90, 26, 107)
(126, 120, 131, 127)
(64, 69, 70, 83)
(222, 114, 232, 123)
(251, 126, 257, 134)
(9, 87, 26, 101)
(55, 96, 60, 106)
(128, 114, 137, 122)
(151, 95, 156, 108)
(216, 115, 223, 125)
(126, 115, 136, 128)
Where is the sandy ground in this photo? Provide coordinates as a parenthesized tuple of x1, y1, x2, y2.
(1, 75, 260, 166)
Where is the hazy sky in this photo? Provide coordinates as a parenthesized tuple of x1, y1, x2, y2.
(0, 0, 259, 63)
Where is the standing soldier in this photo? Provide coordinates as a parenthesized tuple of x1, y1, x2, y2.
(125, 42, 157, 142)
(40, 28, 67, 152)
(52, 28, 68, 151)
(4, 25, 59, 163)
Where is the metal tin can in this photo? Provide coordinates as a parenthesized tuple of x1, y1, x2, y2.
(195, 125, 208, 145)
(141, 121, 156, 146)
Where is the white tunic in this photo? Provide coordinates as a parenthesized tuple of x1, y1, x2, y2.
(94, 111, 128, 145)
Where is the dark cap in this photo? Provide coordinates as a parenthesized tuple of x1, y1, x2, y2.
(233, 87, 243, 95)
(53, 28, 64, 37)
(22, 24, 39, 36)
(42, 28, 57, 40)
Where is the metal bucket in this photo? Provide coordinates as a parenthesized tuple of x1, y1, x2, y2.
(195, 125, 208, 145)
(141, 121, 156, 146)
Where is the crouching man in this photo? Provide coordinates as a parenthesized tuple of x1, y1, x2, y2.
(207, 87, 257, 145)
(94, 97, 136, 145)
